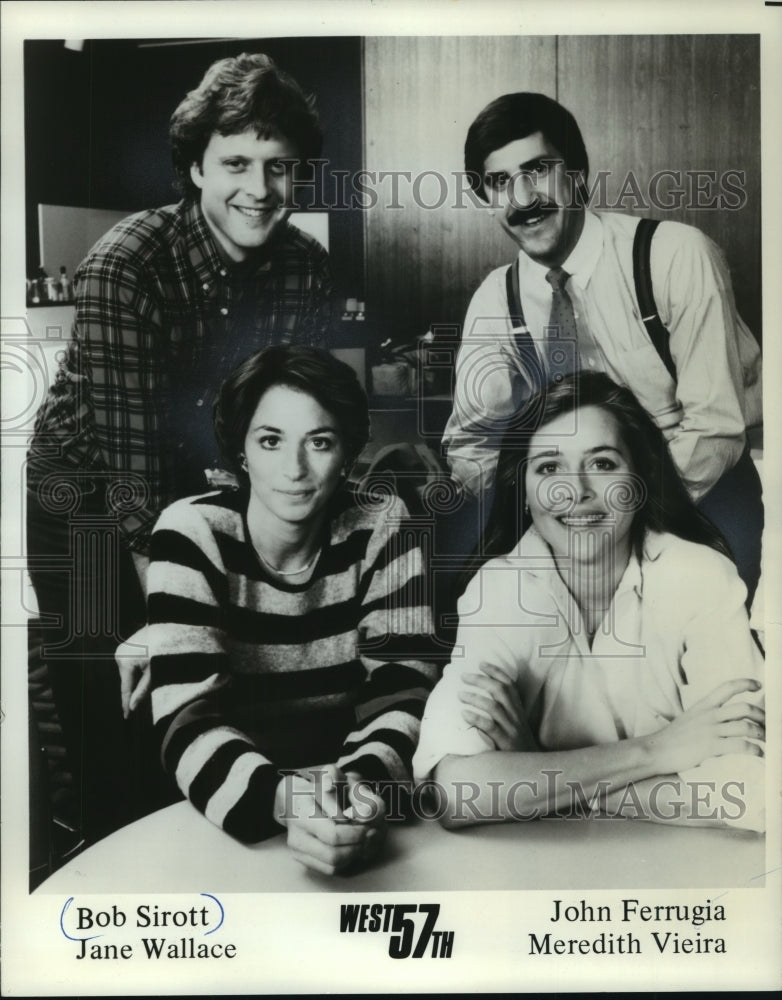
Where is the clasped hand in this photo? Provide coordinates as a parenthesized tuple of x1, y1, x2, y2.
(274, 764, 387, 876)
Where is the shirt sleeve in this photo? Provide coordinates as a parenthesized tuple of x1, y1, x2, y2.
(442, 272, 525, 495)
(148, 502, 283, 844)
(673, 547, 765, 831)
(337, 496, 441, 785)
(654, 224, 762, 501)
(73, 252, 173, 550)
(412, 566, 523, 781)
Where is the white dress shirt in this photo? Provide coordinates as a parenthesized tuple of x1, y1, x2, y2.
(443, 211, 762, 501)
(413, 528, 764, 831)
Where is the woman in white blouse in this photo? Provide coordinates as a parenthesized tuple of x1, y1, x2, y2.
(414, 372, 764, 831)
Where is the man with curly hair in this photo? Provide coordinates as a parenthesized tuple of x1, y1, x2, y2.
(27, 53, 333, 846)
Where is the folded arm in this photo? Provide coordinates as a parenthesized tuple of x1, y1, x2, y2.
(419, 548, 765, 832)
(434, 675, 763, 829)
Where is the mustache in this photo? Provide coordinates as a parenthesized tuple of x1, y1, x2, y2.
(506, 200, 557, 226)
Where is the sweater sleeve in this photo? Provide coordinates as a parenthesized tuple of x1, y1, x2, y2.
(148, 500, 283, 843)
(336, 496, 441, 784)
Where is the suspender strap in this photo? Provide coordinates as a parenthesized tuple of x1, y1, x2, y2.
(505, 259, 547, 399)
(632, 218, 677, 380)
(505, 257, 525, 329)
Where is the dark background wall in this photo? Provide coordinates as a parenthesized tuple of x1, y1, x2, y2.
(363, 34, 762, 345)
(24, 36, 365, 298)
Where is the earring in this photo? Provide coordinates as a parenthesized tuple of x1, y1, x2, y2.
(524, 500, 530, 515)
(239, 454, 248, 473)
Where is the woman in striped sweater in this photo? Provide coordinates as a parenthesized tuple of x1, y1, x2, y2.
(146, 346, 438, 874)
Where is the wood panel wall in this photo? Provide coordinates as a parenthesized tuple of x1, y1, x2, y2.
(558, 35, 761, 338)
(364, 35, 761, 346)
(363, 35, 557, 345)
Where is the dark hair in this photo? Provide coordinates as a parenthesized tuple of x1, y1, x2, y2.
(213, 345, 370, 481)
(473, 371, 729, 576)
(170, 52, 323, 199)
(464, 92, 589, 202)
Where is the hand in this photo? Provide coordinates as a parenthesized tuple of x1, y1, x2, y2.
(342, 771, 387, 861)
(115, 626, 151, 719)
(458, 662, 537, 751)
(273, 764, 386, 876)
(646, 678, 764, 776)
(131, 551, 150, 595)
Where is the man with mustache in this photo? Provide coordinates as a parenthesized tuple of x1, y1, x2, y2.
(442, 92, 763, 601)
(26, 52, 332, 846)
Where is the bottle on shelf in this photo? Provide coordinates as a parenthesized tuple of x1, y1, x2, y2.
(59, 266, 73, 303)
(34, 266, 58, 303)
(34, 266, 47, 303)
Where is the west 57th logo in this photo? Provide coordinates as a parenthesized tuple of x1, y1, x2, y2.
(340, 903, 454, 958)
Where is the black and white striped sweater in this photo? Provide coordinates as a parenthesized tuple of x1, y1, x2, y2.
(149, 486, 439, 843)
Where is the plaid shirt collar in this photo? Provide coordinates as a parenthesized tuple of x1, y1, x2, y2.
(182, 199, 293, 288)
(182, 200, 225, 288)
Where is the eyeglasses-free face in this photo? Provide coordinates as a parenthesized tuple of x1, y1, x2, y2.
(524, 404, 638, 567)
(243, 384, 347, 529)
(191, 129, 297, 262)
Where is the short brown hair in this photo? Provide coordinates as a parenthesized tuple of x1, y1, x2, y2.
(464, 92, 588, 202)
(170, 52, 323, 199)
(214, 345, 370, 479)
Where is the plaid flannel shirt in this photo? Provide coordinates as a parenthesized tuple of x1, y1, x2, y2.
(28, 200, 333, 551)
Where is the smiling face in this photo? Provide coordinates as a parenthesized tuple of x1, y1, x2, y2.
(243, 384, 346, 530)
(190, 129, 297, 262)
(524, 405, 638, 565)
(482, 132, 585, 267)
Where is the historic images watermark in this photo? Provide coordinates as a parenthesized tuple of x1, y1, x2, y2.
(275, 769, 750, 825)
(281, 160, 749, 212)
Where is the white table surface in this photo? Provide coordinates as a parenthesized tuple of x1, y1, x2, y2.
(36, 801, 767, 894)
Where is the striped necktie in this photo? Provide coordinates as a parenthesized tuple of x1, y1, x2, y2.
(544, 266, 579, 382)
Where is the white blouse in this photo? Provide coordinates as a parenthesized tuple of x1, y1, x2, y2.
(413, 528, 764, 831)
